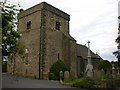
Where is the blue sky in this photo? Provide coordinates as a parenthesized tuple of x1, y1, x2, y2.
(8, 0, 120, 61)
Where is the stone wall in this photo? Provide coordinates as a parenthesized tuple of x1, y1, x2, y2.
(76, 44, 101, 75)
(69, 40, 77, 79)
(7, 2, 77, 80)
(77, 56, 85, 75)
(42, 7, 76, 79)
(8, 3, 41, 79)
(7, 2, 101, 80)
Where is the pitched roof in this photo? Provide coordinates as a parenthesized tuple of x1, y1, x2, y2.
(77, 44, 102, 60)
(63, 33, 76, 41)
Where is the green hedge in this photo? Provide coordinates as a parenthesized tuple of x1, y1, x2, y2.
(50, 60, 69, 80)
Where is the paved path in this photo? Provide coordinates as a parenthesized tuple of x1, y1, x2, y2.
(2, 73, 73, 88)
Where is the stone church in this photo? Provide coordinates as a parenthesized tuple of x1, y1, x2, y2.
(7, 2, 102, 80)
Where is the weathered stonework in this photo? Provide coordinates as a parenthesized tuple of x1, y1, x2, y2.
(77, 44, 102, 75)
(64, 71, 70, 81)
(7, 2, 102, 80)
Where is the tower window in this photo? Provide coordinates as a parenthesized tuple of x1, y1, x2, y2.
(55, 21, 61, 30)
(26, 21, 31, 29)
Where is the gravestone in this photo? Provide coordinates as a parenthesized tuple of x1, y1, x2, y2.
(112, 64, 116, 79)
(94, 69, 104, 79)
(59, 71, 63, 83)
(64, 71, 70, 81)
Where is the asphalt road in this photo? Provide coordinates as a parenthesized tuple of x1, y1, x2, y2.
(2, 73, 73, 88)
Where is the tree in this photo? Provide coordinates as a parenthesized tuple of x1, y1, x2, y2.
(2, 0, 21, 56)
(97, 60, 112, 74)
(113, 16, 120, 68)
(50, 60, 69, 80)
(111, 61, 119, 68)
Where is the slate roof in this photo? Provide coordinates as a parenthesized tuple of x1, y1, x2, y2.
(77, 44, 102, 60)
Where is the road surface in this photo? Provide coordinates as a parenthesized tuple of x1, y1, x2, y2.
(2, 73, 73, 88)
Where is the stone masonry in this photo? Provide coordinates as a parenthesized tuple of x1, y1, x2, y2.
(7, 2, 102, 80)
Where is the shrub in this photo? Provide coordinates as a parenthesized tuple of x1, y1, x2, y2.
(101, 74, 109, 80)
(64, 80, 73, 83)
(116, 74, 120, 80)
(49, 72, 56, 80)
(97, 60, 112, 74)
(78, 72, 85, 78)
(50, 60, 69, 80)
(72, 78, 101, 88)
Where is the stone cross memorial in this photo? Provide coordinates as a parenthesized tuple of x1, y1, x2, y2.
(85, 41, 94, 78)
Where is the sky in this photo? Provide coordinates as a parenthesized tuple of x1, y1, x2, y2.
(7, 0, 120, 61)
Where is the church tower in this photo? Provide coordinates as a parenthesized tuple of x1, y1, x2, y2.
(7, 2, 77, 79)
